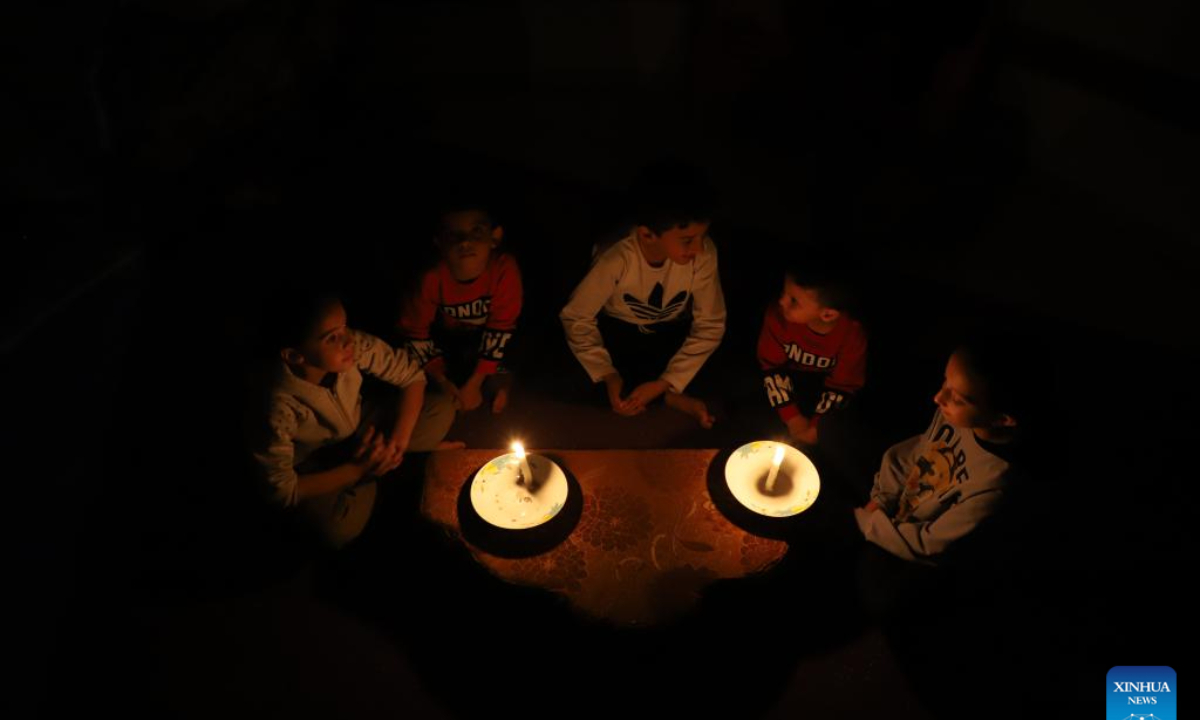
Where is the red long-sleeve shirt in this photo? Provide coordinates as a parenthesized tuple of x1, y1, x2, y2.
(398, 253, 523, 378)
(756, 303, 867, 424)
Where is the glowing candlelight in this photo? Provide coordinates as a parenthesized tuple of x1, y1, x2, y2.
(765, 444, 785, 492)
(512, 441, 535, 487)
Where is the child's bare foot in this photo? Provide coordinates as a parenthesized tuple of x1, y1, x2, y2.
(491, 386, 510, 414)
(436, 440, 466, 450)
(664, 392, 715, 429)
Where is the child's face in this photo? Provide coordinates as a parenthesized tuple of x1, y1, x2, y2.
(934, 351, 1003, 429)
(643, 221, 709, 265)
(779, 276, 838, 326)
(295, 301, 355, 374)
(437, 210, 501, 282)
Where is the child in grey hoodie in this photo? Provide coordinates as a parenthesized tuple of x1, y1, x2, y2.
(854, 339, 1027, 564)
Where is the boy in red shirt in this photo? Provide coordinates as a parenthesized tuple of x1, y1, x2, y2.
(757, 255, 867, 445)
(398, 202, 523, 414)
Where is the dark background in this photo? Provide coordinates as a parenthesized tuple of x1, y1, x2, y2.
(5, 1, 1195, 717)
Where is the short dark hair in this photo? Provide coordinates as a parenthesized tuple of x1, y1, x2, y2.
(433, 197, 496, 237)
(428, 174, 501, 237)
(784, 247, 855, 311)
(266, 288, 342, 352)
(629, 159, 716, 235)
(954, 329, 1040, 424)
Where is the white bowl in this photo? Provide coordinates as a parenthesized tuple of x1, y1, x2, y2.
(470, 453, 569, 530)
(724, 442, 820, 517)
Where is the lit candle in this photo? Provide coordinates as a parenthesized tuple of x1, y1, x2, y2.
(765, 444, 785, 492)
(512, 441, 535, 487)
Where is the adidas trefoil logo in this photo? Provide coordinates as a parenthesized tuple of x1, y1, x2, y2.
(624, 283, 688, 322)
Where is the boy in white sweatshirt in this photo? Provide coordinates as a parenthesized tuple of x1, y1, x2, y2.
(560, 163, 726, 427)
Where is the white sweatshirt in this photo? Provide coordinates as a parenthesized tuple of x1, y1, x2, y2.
(254, 330, 425, 507)
(559, 232, 726, 392)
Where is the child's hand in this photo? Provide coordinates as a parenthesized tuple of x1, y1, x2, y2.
(434, 375, 463, 409)
(853, 500, 884, 534)
(378, 436, 407, 475)
(458, 374, 485, 411)
(491, 385, 510, 414)
(625, 379, 669, 413)
(603, 373, 641, 415)
(853, 505, 874, 535)
(351, 426, 394, 478)
(786, 414, 818, 445)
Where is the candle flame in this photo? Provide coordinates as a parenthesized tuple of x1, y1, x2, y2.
(772, 445, 785, 467)
(511, 441, 526, 459)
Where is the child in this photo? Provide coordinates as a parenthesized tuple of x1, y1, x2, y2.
(758, 253, 867, 445)
(853, 337, 1028, 564)
(254, 291, 459, 548)
(559, 162, 725, 427)
(398, 201, 522, 414)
